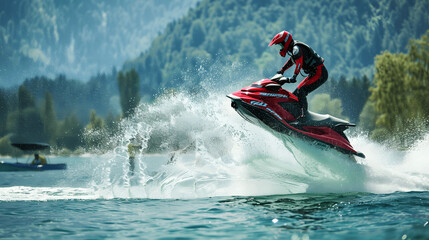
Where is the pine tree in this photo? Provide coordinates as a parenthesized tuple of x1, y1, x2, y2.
(43, 92, 58, 144)
(118, 69, 140, 118)
(18, 85, 35, 110)
(15, 85, 45, 142)
(0, 90, 7, 137)
(190, 20, 206, 47)
(86, 110, 104, 131)
(57, 113, 83, 151)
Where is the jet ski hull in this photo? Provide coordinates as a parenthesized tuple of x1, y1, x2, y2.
(228, 93, 365, 158)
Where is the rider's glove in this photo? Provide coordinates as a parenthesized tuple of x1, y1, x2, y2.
(282, 77, 292, 84)
(289, 75, 297, 83)
(280, 77, 295, 84)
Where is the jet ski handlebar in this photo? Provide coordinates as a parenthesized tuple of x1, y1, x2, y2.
(270, 74, 293, 85)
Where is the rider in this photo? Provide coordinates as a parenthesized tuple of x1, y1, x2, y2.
(30, 153, 47, 165)
(127, 137, 142, 174)
(268, 30, 328, 119)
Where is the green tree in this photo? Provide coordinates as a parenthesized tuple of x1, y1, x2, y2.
(370, 52, 410, 137)
(369, 31, 429, 146)
(14, 85, 45, 142)
(204, 28, 225, 56)
(104, 111, 121, 136)
(309, 94, 347, 120)
(16, 108, 45, 142)
(0, 135, 22, 157)
(407, 30, 429, 119)
(118, 69, 140, 118)
(57, 113, 83, 151)
(6, 111, 18, 135)
(84, 110, 108, 151)
(0, 90, 7, 137)
(358, 100, 378, 132)
(18, 85, 35, 110)
(345, 76, 371, 123)
(43, 92, 58, 144)
(190, 20, 206, 47)
(86, 110, 104, 131)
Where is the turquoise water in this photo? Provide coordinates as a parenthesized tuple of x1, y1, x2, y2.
(0, 155, 428, 239)
(1, 91, 429, 239)
(1, 191, 428, 239)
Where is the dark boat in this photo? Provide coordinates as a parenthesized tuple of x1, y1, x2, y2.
(0, 161, 67, 171)
(0, 142, 67, 171)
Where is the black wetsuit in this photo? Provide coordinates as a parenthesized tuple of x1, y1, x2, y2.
(280, 41, 328, 114)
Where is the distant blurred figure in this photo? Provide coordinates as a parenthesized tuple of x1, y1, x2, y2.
(30, 153, 47, 165)
(167, 141, 195, 165)
(128, 137, 142, 174)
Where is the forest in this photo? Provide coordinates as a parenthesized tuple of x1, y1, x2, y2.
(124, 0, 428, 98)
(0, 0, 428, 155)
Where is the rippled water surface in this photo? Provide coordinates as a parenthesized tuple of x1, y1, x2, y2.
(0, 156, 428, 240)
(1, 86, 429, 239)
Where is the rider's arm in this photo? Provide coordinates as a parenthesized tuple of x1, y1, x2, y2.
(40, 155, 47, 165)
(291, 45, 303, 80)
(280, 57, 294, 73)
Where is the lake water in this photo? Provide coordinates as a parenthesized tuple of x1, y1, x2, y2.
(1, 91, 429, 239)
(0, 150, 428, 239)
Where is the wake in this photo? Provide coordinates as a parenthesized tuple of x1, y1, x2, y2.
(3, 89, 428, 201)
(89, 86, 429, 199)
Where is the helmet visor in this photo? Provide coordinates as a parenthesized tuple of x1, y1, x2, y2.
(277, 42, 285, 52)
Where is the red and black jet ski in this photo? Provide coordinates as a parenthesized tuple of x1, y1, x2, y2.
(227, 74, 365, 158)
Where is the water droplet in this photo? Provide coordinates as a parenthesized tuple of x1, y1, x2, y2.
(272, 218, 278, 223)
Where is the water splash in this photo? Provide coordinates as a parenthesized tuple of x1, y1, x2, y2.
(0, 186, 98, 201)
(2, 88, 428, 201)
(89, 65, 429, 199)
(355, 134, 429, 193)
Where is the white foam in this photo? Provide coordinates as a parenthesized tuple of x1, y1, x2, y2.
(351, 134, 429, 193)
(86, 66, 429, 198)
(0, 186, 98, 201)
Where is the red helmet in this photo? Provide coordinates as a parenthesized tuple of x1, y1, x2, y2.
(268, 31, 293, 57)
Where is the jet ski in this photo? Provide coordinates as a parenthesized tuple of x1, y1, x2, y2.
(227, 74, 365, 158)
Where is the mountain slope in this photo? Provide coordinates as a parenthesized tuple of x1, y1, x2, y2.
(124, 0, 429, 99)
(0, 0, 199, 87)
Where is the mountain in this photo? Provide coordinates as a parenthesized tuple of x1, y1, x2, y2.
(0, 0, 199, 87)
(124, 0, 429, 99)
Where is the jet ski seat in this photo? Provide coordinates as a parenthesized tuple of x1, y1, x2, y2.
(302, 111, 355, 128)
